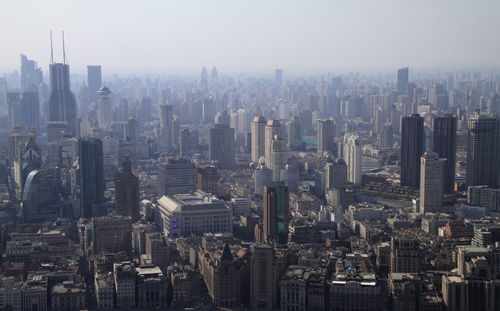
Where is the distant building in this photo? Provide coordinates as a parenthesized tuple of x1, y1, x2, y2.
(87, 65, 102, 106)
(343, 133, 361, 185)
(265, 120, 282, 167)
(47, 63, 77, 136)
(92, 216, 132, 255)
(114, 156, 140, 222)
(251, 116, 266, 162)
(288, 115, 304, 151)
(145, 233, 169, 274)
(400, 114, 424, 188)
(197, 165, 218, 195)
(317, 119, 336, 157)
(157, 157, 197, 196)
(325, 158, 347, 190)
(159, 104, 174, 151)
(263, 181, 289, 244)
(420, 151, 446, 214)
(254, 162, 273, 196)
(51, 281, 87, 311)
(433, 114, 457, 193)
(397, 67, 409, 94)
(78, 137, 105, 219)
(97, 86, 112, 129)
(209, 111, 235, 169)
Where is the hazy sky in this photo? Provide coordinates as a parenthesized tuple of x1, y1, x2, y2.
(1, 0, 499, 74)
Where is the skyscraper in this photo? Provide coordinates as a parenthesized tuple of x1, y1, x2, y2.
(466, 114, 500, 188)
(20, 54, 43, 92)
(397, 67, 409, 95)
(209, 111, 235, 169)
(250, 244, 277, 310)
(343, 133, 361, 185)
(251, 116, 266, 163)
(97, 86, 113, 129)
(47, 62, 77, 136)
(114, 156, 140, 222)
(274, 68, 283, 86)
(317, 119, 336, 157)
(263, 181, 289, 245)
(270, 136, 287, 181)
(159, 103, 174, 151)
(15, 137, 41, 197)
(197, 165, 218, 195)
(326, 158, 347, 190)
(265, 120, 282, 166)
(287, 115, 304, 151)
(20, 86, 40, 131)
(380, 123, 394, 150)
(157, 157, 197, 196)
(433, 114, 457, 193)
(420, 151, 446, 214)
(400, 114, 425, 188)
(87, 65, 102, 105)
(78, 138, 105, 219)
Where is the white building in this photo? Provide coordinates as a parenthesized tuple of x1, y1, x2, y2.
(254, 163, 273, 196)
(114, 262, 136, 309)
(157, 191, 232, 237)
(343, 133, 361, 185)
(420, 151, 446, 214)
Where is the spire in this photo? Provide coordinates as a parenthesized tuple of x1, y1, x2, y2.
(62, 31, 67, 64)
(50, 30, 54, 64)
(221, 243, 233, 261)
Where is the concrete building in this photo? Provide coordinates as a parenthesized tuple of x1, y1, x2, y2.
(22, 274, 47, 311)
(270, 136, 287, 181)
(114, 156, 140, 222)
(159, 104, 174, 151)
(51, 281, 87, 311)
(47, 63, 77, 136)
(113, 261, 136, 309)
(251, 116, 266, 163)
(135, 266, 168, 309)
(197, 165, 218, 195)
(265, 119, 282, 167)
(157, 191, 232, 237)
(209, 111, 235, 169)
(325, 158, 347, 190)
(401, 114, 425, 188)
(92, 216, 132, 255)
(231, 197, 251, 216)
(317, 119, 336, 157)
(433, 114, 457, 193)
(0, 279, 22, 311)
(146, 233, 169, 274)
(390, 236, 420, 273)
(94, 272, 114, 310)
(263, 182, 289, 244)
(97, 86, 113, 129)
(420, 151, 446, 214)
(254, 161, 273, 196)
(157, 157, 197, 196)
(250, 244, 277, 310)
(343, 133, 361, 185)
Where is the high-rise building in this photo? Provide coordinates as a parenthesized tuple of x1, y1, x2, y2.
(400, 114, 425, 188)
(209, 111, 235, 169)
(274, 68, 283, 86)
(157, 157, 197, 196)
(8, 125, 35, 165)
(343, 133, 362, 185)
(22, 168, 62, 223)
(20, 87, 40, 131)
(380, 123, 394, 150)
(87, 65, 102, 106)
(97, 86, 113, 129)
(433, 114, 457, 193)
(7, 92, 22, 128)
(270, 136, 287, 181)
(20, 54, 43, 92)
(288, 115, 304, 151)
(263, 181, 289, 245)
(14, 137, 41, 197)
(325, 158, 347, 190)
(265, 120, 282, 166)
(390, 236, 420, 273)
(159, 104, 174, 151)
(466, 114, 500, 188)
(48, 63, 77, 136)
(254, 161, 273, 196)
(145, 232, 169, 274)
(202, 98, 215, 124)
(114, 156, 140, 222)
(78, 138, 105, 219)
(420, 151, 446, 214)
(197, 165, 218, 195)
(397, 67, 409, 95)
(113, 262, 136, 309)
(251, 116, 266, 162)
(317, 119, 336, 157)
(92, 216, 133, 254)
(250, 244, 277, 310)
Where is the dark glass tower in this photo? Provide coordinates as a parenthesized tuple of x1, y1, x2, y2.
(263, 181, 289, 245)
(114, 156, 140, 222)
(466, 114, 500, 188)
(79, 138, 104, 218)
(48, 63, 77, 136)
(433, 114, 457, 193)
(209, 111, 235, 169)
(400, 114, 424, 188)
(397, 67, 409, 95)
(87, 65, 102, 105)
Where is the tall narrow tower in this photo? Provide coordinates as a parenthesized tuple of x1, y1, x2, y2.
(400, 114, 425, 188)
(433, 114, 457, 193)
(251, 116, 266, 163)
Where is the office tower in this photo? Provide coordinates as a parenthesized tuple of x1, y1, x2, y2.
(486, 93, 500, 116)
(211, 67, 218, 81)
(8, 125, 35, 165)
(200, 67, 208, 88)
(343, 133, 362, 185)
(397, 67, 409, 95)
(263, 181, 289, 244)
(179, 128, 197, 157)
(197, 165, 218, 195)
(157, 157, 197, 196)
(48, 62, 77, 136)
(250, 244, 277, 310)
(47, 121, 68, 143)
(146, 233, 169, 274)
(265, 120, 282, 166)
(7, 92, 22, 128)
(97, 86, 112, 129)
(433, 114, 457, 193)
(114, 156, 140, 222)
(380, 123, 394, 150)
(22, 168, 62, 223)
(420, 151, 446, 214)
(209, 111, 235, 169)
(78, 138, 105, 219)
(87, 65, 102, 105)
(390, 236, 420, 273)
(326, 158, 347, 190)
(317, 119, 336, 157)
(274, 68, 283, 86)
(14, 137, 41, 196)
(92, 216, 132, 254)
(278, 98, 289, 120)
(280, 164, 299, 193)
(159, 104, 173, 151)
(251, 116, 266, 162)
(138, 97, 152, 123)
(254, 161, 273, 196)
(400, 114, 425, 188)
(21, 86, 40, 130)
(202, 98, 215, 124)
(20, 54, 43, 92)
(288, 115, 304, 151)
(270, 137, 287, 181)
(466, 114, 500, 188)
(172, 115, 180, 149)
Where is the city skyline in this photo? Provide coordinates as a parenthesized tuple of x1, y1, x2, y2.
(1, 1, 500, 74)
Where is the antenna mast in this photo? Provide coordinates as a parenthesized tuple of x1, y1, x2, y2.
(62, 31, 67, 64)
(50, 30, 54, 64)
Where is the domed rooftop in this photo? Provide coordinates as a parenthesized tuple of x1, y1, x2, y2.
(266, 119, 281, 127)
(98, 86, 111, 94)
(253, 115, 266, 123)
(335, 158, 346, 165)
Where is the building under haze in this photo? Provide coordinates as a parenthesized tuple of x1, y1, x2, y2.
(343, 133, 361, 186)
(433, 114, 457, 193)
(47, 62, 77, 136)
(157, 157, 197, 196)
(251, 116, 266, 163)
(397, 67, 409, 95)
(400, 114, 424, 188)
(114, 156, 140, 222)
(420, 151, 446, 214)
(265, 120, 282, 167)
(209, 111, 235, 169)
(263, 181, 289, 245)
(87, 65, 102, 105)
(317, 119, 336, 157)
(78, 137, 105, 219)
(20, 54, 43, 92)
